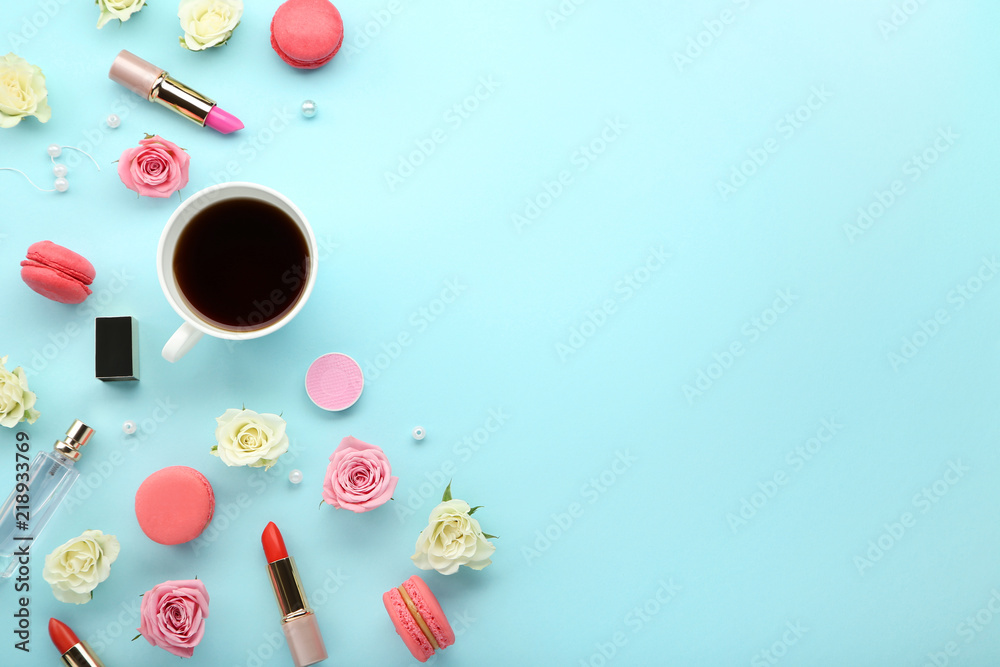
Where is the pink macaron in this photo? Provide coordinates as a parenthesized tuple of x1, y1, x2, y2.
(20, 241, 95, 304)
(270, 0, 344, 69)
(383, 576, 455, 662)
(135, 466, 215, 545)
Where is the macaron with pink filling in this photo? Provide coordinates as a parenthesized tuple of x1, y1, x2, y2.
(20, 241, 95, 304)
(270, 0, 344, 69)
(135, 466, 215, 545)
(383, 576, 455, 662)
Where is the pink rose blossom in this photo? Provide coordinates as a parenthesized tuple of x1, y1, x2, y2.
(137, 579, 209, 658)
(322, 436, 398, 513)
(117, 135, 190, 198)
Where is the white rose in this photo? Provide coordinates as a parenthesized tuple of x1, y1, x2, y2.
(178, 0, 244, 51)
(411, 499, 496, 575)
(42, 530, 120, 604)
(96, 0, 146, 29)
(212, 408, 289, 469)
(0, 355, 40, 428)
(0, 54, 51, 129)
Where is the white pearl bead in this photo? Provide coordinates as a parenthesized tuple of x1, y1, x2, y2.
(412, 426, 426, 440)
(301, 100, 317, 118)
(53, 164, 67, 178)
(122, 420, 137, 435)
(289, 469, 303, 484)
(106, 114, 121, 129)
(47, 144, 61, 158)
(54, 177, 68, 192)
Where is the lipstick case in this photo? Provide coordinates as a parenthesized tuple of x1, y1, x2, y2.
(267, 556, 328, 666)
(59, 642, 106, 667)
(109, 50, 215, 127)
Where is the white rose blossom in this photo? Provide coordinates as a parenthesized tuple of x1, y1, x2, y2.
(42, 530, 120, 604)
(0, 54, 51, 129)
(0, 355, 39, 428)
(178, 0, 244, 51)
(212, 408, 289, 469)
(411, 499, 496, 575)
(96, 0, 147, 29)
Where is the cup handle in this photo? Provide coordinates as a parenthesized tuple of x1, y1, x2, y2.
(162, 322, 203, 363)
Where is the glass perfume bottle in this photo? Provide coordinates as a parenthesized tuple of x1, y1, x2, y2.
(0, 420, 95, 580)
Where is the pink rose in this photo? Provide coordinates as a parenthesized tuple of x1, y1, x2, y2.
(322, 436, 398, 513)
(137, 579, 209, 658)
(117, 135, 190, 198)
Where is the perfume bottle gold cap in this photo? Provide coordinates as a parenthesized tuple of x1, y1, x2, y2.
(54, 420, 95, 462)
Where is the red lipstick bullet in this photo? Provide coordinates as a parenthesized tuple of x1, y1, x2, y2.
(49, 618, 106, 667)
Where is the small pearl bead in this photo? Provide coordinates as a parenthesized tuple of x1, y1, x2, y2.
(412, 427, 426, 441)
(122, 420, 137, 435)
(53, 164, 67, 178)
(47, 144, 61, 158)
(301, 100, 317, 118)
(106, 114, 121, 129)
(54, 177, 68, 192)
(289, 469, 303, 484)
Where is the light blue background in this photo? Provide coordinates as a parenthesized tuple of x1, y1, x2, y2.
(2, 0, 999, 665)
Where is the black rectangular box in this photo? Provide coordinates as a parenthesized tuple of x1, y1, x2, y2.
(95, 316, 139, 381)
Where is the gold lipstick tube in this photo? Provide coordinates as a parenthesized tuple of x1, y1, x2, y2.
(60, 642, 106, 667)
(108, 50, 215, 127)
(266, 556, 328, 667)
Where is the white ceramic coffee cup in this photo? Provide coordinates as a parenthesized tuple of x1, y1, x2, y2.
(157, 182, 317, 363)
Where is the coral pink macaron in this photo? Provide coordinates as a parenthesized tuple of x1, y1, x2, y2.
(383, 576, 455, 662)
(20, 241, 95, 304)
(135, 466, 215, 545)
(270, 0, 344, 69)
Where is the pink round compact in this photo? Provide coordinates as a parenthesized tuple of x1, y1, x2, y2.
(305, 353, 364, 411)
(135, 466, 215, 545)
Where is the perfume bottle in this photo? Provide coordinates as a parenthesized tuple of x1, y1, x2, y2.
(0, 420, 95, 580)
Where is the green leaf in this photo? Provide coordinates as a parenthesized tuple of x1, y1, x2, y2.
(210, 445, 218, 452)
(468, 506, 483, 515)
(482, 533, 499, 540)
(442, 480, 453, 503)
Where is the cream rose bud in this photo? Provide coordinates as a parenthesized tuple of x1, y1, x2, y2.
(0, 53, 51, 129)
(411, 499, 496, 575)
(0, 355, 40, 428)
(97, 0, 147, 29)
(178, 0, 244, 51)
(42, 530, 120, 604)
(212, 408, 289, 469)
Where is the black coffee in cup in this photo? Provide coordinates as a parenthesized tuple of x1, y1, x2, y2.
(173, 197, 310, 331)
